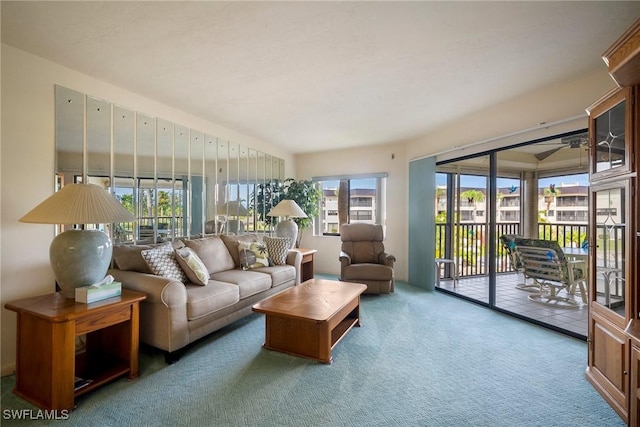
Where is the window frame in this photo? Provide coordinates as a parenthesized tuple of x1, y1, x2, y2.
(312, 173, 387, 236)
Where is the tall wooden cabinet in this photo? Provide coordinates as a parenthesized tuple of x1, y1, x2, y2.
(586, 19, 640, 426)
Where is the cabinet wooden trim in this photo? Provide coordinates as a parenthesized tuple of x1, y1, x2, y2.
(603, 19, 640, 87)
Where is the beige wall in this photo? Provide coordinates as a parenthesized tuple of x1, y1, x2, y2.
(0, 45, 294, 375)
(295, 143, 408, 280)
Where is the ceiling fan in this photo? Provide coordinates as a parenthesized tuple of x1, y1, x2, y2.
(534, 134, 589, 161)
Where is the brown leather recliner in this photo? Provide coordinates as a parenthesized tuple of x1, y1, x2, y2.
(339, 223, 396, 294)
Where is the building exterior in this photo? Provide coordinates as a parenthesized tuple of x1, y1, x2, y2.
(321, 187, 377, 233)
(436, 183, 590, 226)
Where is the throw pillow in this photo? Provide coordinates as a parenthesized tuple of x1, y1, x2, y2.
(238, 241, 269, 270)
(175, 247, 209, 286)
(264, 236, 291, 266)
(220, 234, 259, 268)
(141, 242, 188, 282)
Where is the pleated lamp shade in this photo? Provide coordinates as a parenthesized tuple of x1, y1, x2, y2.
(268, 200, 307, 249)
(267, 200, 307, 219)
(19, 183, 135, 299)
(19, 183, 135, 224)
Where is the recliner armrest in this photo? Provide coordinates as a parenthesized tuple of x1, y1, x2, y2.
(379, 252, 396, 267)
(339, 251, 352, 267)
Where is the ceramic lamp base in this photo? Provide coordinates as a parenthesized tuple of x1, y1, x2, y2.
(50, 229, 113, 298)
(275, 219, 298, 249)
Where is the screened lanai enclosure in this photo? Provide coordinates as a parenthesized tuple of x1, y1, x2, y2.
(435, 130, 597, 339)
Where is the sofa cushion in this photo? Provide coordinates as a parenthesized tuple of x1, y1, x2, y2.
(252, 265, 296, 288)
(141, 242, 188, 282)
(264, 236, 291, 265)
(175, 247, 209, 286)
(113, 244, 154, 273)
(185, 281, 239, 320)
(210, 270, 271, 299)
(220, 234, 258, 268)
(113, 241, 186, 273)
(238, 241, 270, 269)
(183, 236, 235, 274)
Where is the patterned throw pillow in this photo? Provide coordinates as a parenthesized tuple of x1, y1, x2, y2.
(238, 241, 269, 270)
(175, 247, 209, 286)
(141, 242, 187, 282)
(264, 236, 291, 266)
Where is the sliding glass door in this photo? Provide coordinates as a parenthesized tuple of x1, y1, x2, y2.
(435, 131, 589, 338)
(436, 155, 490, 303)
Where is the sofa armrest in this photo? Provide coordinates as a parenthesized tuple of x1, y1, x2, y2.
(286, 249, 303, 285)
(108, 269, 187, 307)
(108, 269, 189, 353)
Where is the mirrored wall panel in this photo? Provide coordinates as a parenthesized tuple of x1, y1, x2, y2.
(54, 85, 285, 244)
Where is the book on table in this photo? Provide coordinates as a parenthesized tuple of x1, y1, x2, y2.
(74, 376, 92, 391)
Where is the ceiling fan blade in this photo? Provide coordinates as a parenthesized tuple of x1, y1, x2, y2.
(535, 147, 563, 161)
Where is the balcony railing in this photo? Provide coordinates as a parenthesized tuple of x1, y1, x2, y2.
(435, 222, 589, 279)
(114, 216, 183, 243)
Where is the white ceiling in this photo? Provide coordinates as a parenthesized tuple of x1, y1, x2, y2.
(2, 1, 639, 154)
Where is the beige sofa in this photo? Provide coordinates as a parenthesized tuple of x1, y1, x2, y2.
(109, 234, 302, 363)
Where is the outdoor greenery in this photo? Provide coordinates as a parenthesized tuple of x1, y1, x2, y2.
(253, 178, 322, 233)
(435, 187, 586, 277)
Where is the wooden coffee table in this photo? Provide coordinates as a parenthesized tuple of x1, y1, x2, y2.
(252, 278, 367, 364)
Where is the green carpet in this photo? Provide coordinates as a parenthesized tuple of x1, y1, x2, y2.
(1, 280, 624, 426)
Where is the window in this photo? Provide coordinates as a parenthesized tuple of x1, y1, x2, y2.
(556, 211, 589, 222)
(83, 175, 185, 243)
(500, 211, 520, 221)
(351, 210, 372, 221)
(313, 174, 387, 235)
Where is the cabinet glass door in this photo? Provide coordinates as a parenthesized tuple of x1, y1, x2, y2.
(589, 87, 632, 180)
(591, 181, 629, 317)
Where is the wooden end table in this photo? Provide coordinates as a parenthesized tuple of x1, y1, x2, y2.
(5, 289, 146, 411)
(297, 248, 318, 282)
(252, 278, 366, 363)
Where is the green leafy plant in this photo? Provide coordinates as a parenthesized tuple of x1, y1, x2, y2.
(253, 178, 322, 236)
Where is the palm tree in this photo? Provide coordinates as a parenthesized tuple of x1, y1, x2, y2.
(543, 187, 560, 217)
(461, 189, 485, 221)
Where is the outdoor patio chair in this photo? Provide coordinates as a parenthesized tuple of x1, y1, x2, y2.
(514, 238, 587, 308)
(499, 234, 538, 292)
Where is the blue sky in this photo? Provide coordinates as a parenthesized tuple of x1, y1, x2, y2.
(322, 178, 376, 190)
(436, 173, 588, 189)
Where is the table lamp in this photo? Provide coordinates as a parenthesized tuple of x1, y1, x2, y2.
(19, 183, 136, 298)
(217, 201, 249, 234)
(268, 199, 307, 249)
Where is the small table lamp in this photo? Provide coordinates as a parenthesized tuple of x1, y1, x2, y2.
(19, 183, 136, 298)
(268, 199, 307, 249)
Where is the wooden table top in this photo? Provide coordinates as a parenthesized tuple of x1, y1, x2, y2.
(252, 279, 366, 322)
(296, 248, 318, 255)
(4, 289, 147, 322)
